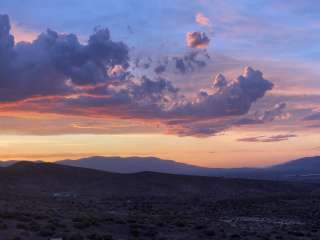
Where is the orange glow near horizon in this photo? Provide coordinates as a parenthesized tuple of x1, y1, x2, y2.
(0, 131, 319, 168)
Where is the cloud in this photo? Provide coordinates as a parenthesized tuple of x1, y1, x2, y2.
(260, 102, 288, 121)
(169, 67, 273, 119)
(212, 73, 228, 90)
(303, 112, 320, 121)
(133, 56, 153, 70)
(186, 31, 210, 49)
(165, 119, 229, 137)
(195, 13, 211, 27)
(0, 14, 129, 102)
(234, 118, 263, 125)
(0, 14, 274, 137)
(238, 134, 297, 143)
(1, 66, 273, 136)
(154, 64, 167, 75)
(235, 102, 289, 126)
(173, 50, 209, 74)
(133, 50, 211, 76)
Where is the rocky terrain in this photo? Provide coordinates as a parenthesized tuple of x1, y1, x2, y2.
(0, 162, 320, 239)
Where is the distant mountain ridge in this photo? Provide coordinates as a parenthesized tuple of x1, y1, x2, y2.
(1, 155, 320, 182)
(57, 156, 218, 175)
(269, 156, 320, 172)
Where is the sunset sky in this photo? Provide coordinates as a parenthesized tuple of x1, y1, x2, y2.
(0, 0, 319, 167)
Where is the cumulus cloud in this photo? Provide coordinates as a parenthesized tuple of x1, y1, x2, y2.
(0, 14, 129, 102)
(171, 67, 273, 118)
(0, 14, 274, 137)
(238, 134, 297, 143)
(186, 31, 210, 49)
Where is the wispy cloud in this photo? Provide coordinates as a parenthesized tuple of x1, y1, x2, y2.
(238, 134, 297, 143)
(304, 112, 320, 121)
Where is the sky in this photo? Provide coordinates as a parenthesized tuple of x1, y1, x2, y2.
(0, 0, 320, 167)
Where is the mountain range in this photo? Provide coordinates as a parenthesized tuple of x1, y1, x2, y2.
(1, 155, 320, 182)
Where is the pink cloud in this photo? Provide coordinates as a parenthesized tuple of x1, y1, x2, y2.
(186, 31, 210, 49)
(195, 13, 211, 27)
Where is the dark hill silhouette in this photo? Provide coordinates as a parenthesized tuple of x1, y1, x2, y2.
(0, 161, 316, 199)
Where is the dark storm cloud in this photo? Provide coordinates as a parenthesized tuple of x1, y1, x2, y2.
(0, 14, 129, 102)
